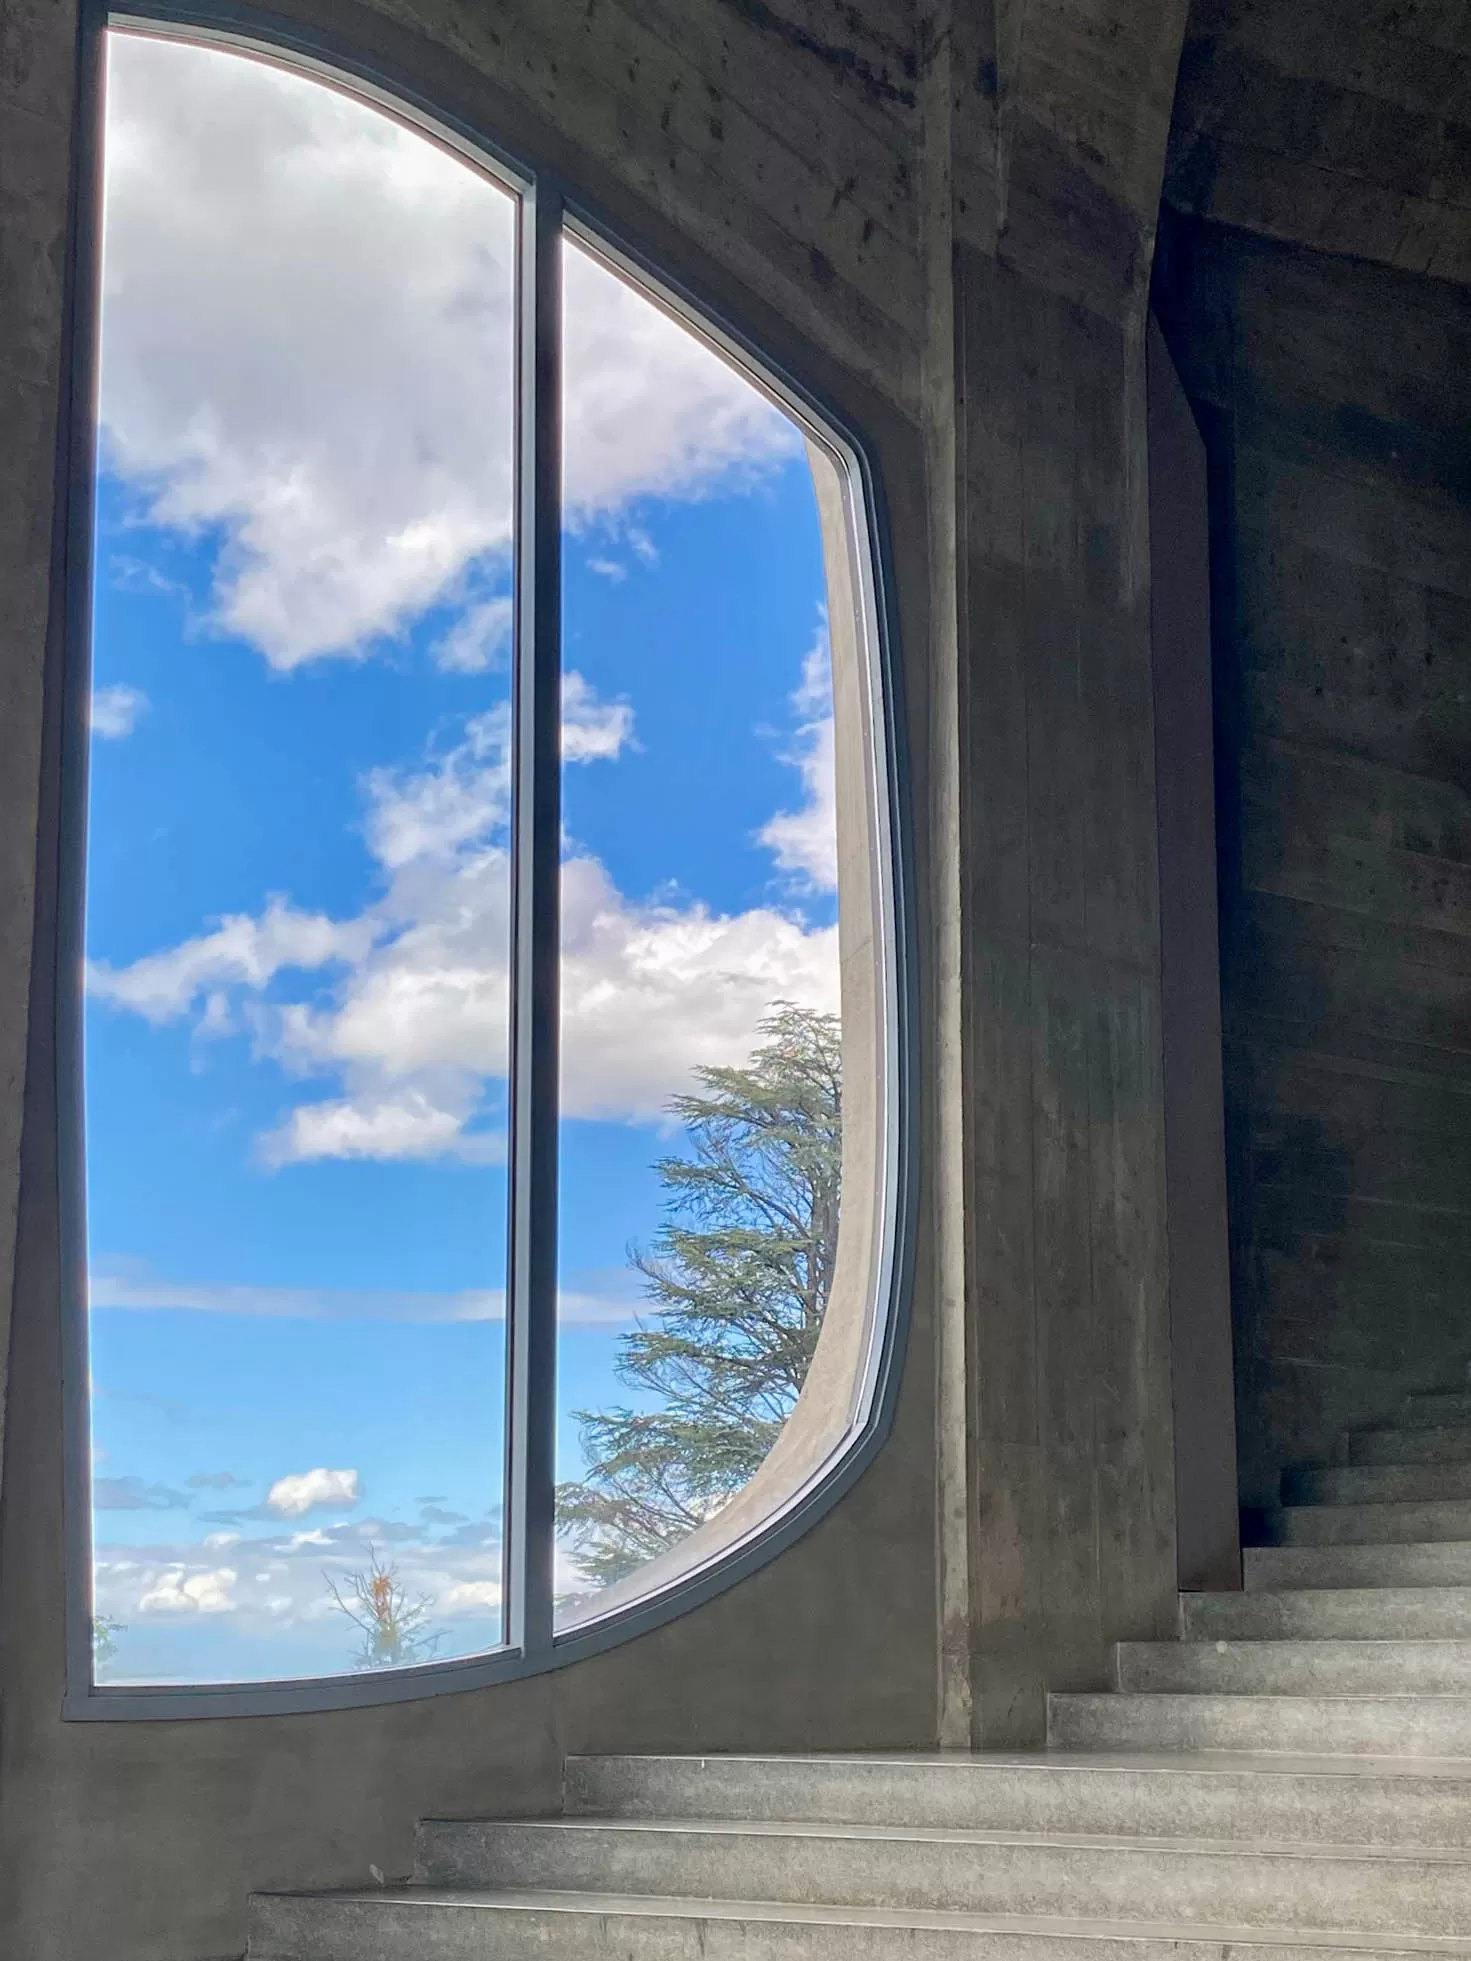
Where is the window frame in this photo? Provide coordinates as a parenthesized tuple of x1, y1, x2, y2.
(60, 0, 916, 1719)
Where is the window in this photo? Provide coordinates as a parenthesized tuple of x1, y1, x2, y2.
(69, 15, 907, 1712)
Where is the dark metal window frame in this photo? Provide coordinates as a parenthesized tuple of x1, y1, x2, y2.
(59, 0, 916, 1719)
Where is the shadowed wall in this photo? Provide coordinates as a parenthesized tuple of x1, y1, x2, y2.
(1156, 213, 1471, 1515)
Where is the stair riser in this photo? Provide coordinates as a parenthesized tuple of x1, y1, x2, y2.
(1117, 1639, 1471, 1695)
(569, 1754, 1471, 1848)
(1245, 1541, 1471, 1588)
(246, 1895, 1467, 1961)
(1267, 1500, 1471, 1545)
(1284, 1463, 1471, 1504)
(1349, 1426, 1471, 1465)
(414, 1821, 1471, 1935)
(1183, 1586, 1471, 1639)
(1051, 1690, 1471, 1759)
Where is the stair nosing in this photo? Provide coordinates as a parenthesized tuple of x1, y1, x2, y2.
(566, 1746, 1471, 1781)
(421, 1813, 1471, 1864)
(253, 1885, 1471, 1951)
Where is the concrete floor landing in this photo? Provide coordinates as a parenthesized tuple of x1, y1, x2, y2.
(248, 1382, 1471, 1956)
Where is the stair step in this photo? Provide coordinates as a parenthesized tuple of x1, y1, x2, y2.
(1267, 1502, 1471, 1546)
(412, 1816, 1471, 1938)
(1118, 1640, 1471, 1695)
(1285, 1465, 1471, 1506)
(1049, 1690, 1471, 1758)
(1184, 1588, 1471, 1640)
(1403, 1396, 1471, 1430)
(1245, 1542, 1471, 1589)
(1348, 1428, 1471, 1467)
(247, 1887, 1471, 1961)
(567, 1750, 1471, 1848)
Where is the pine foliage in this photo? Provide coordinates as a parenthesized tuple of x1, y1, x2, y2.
(557, 1005, 842, 1591)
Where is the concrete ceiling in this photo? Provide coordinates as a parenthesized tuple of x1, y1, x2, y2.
(1163, 0, 1471, 283)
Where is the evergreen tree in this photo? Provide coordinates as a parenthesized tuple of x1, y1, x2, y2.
(557, 1005, 842, 1591)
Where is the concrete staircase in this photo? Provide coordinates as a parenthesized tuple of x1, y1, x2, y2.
(249, 1383, 1471, 1957)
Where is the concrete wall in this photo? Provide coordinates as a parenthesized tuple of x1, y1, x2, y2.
(0, 0, 1190, 1950)
(1156, 213, 1471, 1515)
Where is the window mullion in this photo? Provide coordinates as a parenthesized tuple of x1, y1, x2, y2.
(503, 179, 562, 1660)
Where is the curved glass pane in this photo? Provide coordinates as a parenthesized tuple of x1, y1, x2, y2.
(552, 244, 879, 1627)
(84, 32, 516, 1683)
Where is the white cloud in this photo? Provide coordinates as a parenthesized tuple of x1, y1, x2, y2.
(90, 656, 839, 1156)
(87, 896, 374, 1022)
(555, 855, 838, 1120)
(759, 632, 838, 892)
(364, 706, 510, 870)
(262, 1087, 485, 1165)
(358, 677, 625, 872)
(434, 593, 513, 674)
(759, 716, 837, 890)
(99, 34, 795, 670)
(88, 1270, 639, 1324)
(561, 671, 633, 762)
(94, 1510, 508, 1665)
(440, 1580, 502, 1616)
(587, 557, 626, 583)
(90, 682, 149, 738)
(138, 1565, 237, 1614)
(265, 1467, 360, 1518)
(202, 1530, 241, 1551)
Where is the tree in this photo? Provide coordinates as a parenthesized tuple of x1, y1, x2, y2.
(92, 1613, 125, 1669)
(325, 1548, 443, 1669)
(557, 1004, 842, 1592)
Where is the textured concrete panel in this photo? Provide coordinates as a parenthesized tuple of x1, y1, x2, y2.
(1156, 214, 1471, 1515)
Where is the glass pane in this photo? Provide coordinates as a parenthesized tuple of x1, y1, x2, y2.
(553, 242, 846, 1626)
(85, 32, 516, 1683)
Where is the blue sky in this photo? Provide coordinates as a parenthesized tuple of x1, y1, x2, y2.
(86, 31, 838, 1683)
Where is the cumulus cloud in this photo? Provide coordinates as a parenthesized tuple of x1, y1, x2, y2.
(99, 33, 795, 670)
(138, 1565, 238, 1614)
(263, 1087, 481, 1166)
(759, 632, 838, 893)
(90, 681, 149, 738)
(561, 671, 633, 762)
(94, 1508, 508, 1668)
(87, 896, 375, 1023)
(440, 1580, 502, 1615)
(87, 646, 839, 1156)
(265, 1467, 361, 1518)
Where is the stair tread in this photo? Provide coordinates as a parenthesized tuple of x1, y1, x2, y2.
(1127, 1638, 1471, 1648)
(1251, 1539, 1471, 1549)
(1056, 1690, 1471, 1704)
(567, 1747, 1471, 1778)
(1277, 1503, 1471, 1516)
(253, 1885, 1471, 1951)
(426, 1813, 1471, 1863)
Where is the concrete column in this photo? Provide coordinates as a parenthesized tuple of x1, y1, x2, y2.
(928, 0, 1196, 1746)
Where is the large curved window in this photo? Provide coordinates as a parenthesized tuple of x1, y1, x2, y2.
(70, 16, 905, 1710)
